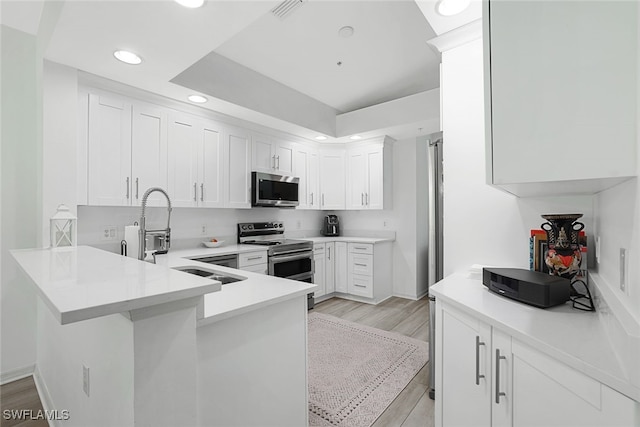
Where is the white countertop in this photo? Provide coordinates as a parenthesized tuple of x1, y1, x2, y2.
(10, 246, 221, 325)
(156, 247, 317, 327)
(430, 273, 640, 402)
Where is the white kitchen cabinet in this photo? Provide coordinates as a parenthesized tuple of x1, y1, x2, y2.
(238, 251, 268, 275)
(313, 244, 326, 297)
(252, 133, 294, 176)
(319, 148, 346, 210)
(334, 242, 348, 293)
(87, 93, 132, 206)
(436, 301, 639, 427)
(324, 242, 335, 294)
(294, 144, 320, 210)
(344, 243, 392, 303)
(224, 126, 252, 209)
(345, 138, 392, 210)
(484, 0, 637, 196)
(168, 113, 223, 208)
(131, 102, 168, 207)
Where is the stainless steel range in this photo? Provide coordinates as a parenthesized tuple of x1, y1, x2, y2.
(237, 222, 315, 309)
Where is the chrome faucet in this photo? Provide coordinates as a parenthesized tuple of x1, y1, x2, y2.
(138, 187, 172, 262)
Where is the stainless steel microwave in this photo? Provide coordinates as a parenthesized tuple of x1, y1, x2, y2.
(251, 172, 300, 207)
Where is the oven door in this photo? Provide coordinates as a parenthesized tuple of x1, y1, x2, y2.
(268, 251, 314, 280)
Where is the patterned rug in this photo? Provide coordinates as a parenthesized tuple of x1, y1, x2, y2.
(308, 312, 429, 427)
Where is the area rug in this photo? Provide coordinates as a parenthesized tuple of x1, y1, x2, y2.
(308, 312, 429, 427)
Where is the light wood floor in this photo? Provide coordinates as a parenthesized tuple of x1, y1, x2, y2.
(0, 376, 48, 427)
(313, 295, 434, 427)
(0, 296, 434, 427)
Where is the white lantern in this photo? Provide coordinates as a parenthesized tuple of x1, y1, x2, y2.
(50, 204, 77, 248)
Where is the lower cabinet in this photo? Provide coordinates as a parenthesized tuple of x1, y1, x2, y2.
(314, 241, 391, 303)
(436, 302, 639, 427)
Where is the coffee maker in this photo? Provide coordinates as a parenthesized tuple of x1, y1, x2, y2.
(322, 215, 340, 236)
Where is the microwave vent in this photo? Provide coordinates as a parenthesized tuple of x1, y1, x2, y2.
(271, 0, 306, 19)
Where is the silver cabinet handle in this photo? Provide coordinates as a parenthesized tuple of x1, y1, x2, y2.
(328, 246, 331, 260)
(200, 183, 204, 202)
(354, 246, 368, 250)
(247, 256, 263, 261)
(475, 336, 486, 385)
(126, 177, 130, 199)
(135, 178, 139, 199)
(276, 155, 280, 169)
(495, 349, 507, 404)
(354, 284, 366, 288)
(361, 193, 364, 206)
(366, 192, 369, 206)
(310, 192, 314, 205)
(272, 155, 276, 169)
(193, 182, 197, 201)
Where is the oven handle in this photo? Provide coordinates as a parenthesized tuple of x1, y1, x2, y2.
(285, 272, 314, 282)
(269, 251, 313, 262)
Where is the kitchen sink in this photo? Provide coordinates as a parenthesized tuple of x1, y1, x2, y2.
(172, 266, 246, 285)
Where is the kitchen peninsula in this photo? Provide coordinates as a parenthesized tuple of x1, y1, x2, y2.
(11, 245, 315, 427)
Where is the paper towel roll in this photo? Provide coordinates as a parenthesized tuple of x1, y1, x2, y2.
(124, 225, 140, 259)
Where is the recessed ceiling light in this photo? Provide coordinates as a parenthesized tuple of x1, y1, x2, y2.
(338, 26, 354, 38)
(315, 136, 328, 141)
(350, 135, 362, 141)
(113, 50, 142, 65)
(188, 95, 208, 103)
(174, 0, 205, 8)
(436, 0, 470, 16)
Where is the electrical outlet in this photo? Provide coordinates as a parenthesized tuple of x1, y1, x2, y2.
(383, 219, 388, 228)
(82, 365, 90, 397)
(200, 224, 207, 236)
(101, 226, 117, 241)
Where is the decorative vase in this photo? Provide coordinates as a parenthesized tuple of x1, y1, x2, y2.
(540, 214, 584, 279)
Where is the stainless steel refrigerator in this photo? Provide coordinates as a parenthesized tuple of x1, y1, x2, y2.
(426, 131, 444, 400)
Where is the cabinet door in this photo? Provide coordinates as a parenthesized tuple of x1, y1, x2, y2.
(487, 0, 637, 186)
(131, 102, 167, 207)
(438, 304, 492, 426)
(308, 151, 320, 210)
(346, 149, 366, 210)
(510, 340, 638, 427)
(313, 248, 326, 297)
(225, 127, 251, 209)
(365, 145, 384, 210)
(334, 242, 348, 293)
(325, 242, 335, 294)
(294, 146, 311, 209)
(199, 121, 223, 208)
(252, 134, 274, 173)
(275, 141, 294, 175)
(319, 150, 346, 210)
(87, 93, 132, 206)
(168, 114, 199, 208)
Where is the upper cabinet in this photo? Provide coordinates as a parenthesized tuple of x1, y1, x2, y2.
(224, 126, 252, 209)
(294, 144, 320, 210)
(87, 94, 168, 207)
(484, 0, 638, 197)
(252, 134, 294, 176)
(345, 137, 393, 210)
(319, 148, 346, 210)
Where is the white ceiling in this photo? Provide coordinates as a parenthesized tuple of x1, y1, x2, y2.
(0, 0, 478, 142)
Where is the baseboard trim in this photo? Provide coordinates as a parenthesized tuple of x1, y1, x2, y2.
(0, 364, 35, 385)
(32, 366, 59, 427)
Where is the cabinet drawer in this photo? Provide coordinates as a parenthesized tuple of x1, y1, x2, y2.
(240, 263, 268, 275)
(313, 243, 325, 254)
(348, 243, 373, 255)
(349, 274, 373, 298)
(238, 251, 268, 267)
(349, 253, 373, 276)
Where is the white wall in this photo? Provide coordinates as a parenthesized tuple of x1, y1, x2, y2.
(1, 25, 41, 381)
(441, 38, 594, 276)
